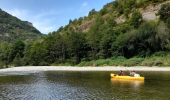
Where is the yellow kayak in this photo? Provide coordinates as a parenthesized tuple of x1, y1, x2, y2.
(110, 73, 145, 81)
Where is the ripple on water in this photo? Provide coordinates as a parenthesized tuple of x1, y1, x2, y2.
(0, 71, 170, 100)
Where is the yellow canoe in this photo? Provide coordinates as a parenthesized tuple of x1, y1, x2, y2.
(110, 73, 145, 81)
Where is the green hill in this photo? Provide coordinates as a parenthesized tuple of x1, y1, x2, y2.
(0, 8, 42, 43)
(24, 0, 170, 66)
(1, 0, 170, 67)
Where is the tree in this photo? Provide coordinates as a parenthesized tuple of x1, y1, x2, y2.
(67, 31, 87, 64)
(45, 33, 68, 64)
(159, 3, 170, 27)
(167, 18, 170, 28)
(89, 9, 97, 16)
(130, 11, 142, 28)
(159, 3, 170, 20)
(98, 17, 116, 58)
(100, 8, 107, 15)
(26, 40, 48, 66)
(86, 15, 104, 60)
(13, 53, 22, 67)
(9, 40, 25, 63)
(114, 21, 162, 58)
(0, 43, 11, 67)
(156, 21, 170, 50)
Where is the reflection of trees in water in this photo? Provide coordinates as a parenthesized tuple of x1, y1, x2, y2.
(0, 71, 170, 100)
(45, 71, 110, 87)
(43, 71, 115, 100)
(0, 75, 33, 84)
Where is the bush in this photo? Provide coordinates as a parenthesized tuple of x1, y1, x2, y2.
(136, 0, 149, 7)
(141, 52, 170, 66)
(39, 61, 49, 66)
(130, 11, 142, 28)
(123, 57, 144, 66)
(159, 3, 170, 21)
(152, 51, 167, 57)
(141, 56, 163, 66)
(167, 18, 170, 28)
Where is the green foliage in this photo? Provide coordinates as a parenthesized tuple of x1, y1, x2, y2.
(99, 8, 108, 15)
(158, 3, 170, 28)
(0, 42, 11, 68)
(114, 21, 170, 58)
(159, 3, 170, 21)
(156, 21, 170, 50)
(78, 52, 170, 67)
(1, 0, 170, 67)
(123, 57, 144, 66)
(13, 53, 22, 67)
(68, 32, 87, 64)
(136, 0, 149, 7)
(0, 9, 42, 43)
(78, 56, 144, 66)
(89, 9, 97, 17)
(9, 40, 25, 63)
(115, 0, 139, 15)
(130, 11, 142, 28)
(25, 40, 49, 66)
(86, 16, 104, 60)
(141, 52, 169, 66)
(166, 17, 170, 28)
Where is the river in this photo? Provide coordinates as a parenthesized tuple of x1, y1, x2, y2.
(0, 71, 170, 100)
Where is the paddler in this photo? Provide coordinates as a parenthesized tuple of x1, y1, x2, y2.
(118, 70, 125, 76)
(130, 71, 140, 77)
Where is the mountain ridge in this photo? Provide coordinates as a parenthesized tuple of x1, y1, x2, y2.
(0, 8, 42, 43)
(61, 0, 170, 33)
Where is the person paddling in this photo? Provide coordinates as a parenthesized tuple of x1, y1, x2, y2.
(118, 70, 125, 76)
(130, 71, 140, 77)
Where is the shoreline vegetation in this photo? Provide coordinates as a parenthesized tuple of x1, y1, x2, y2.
(0, 66, 170, 73)
(51, 52, 170, 67)
(1, 51, 170, 68)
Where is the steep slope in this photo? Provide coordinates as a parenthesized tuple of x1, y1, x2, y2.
(36, 0, 169, 65)
(62, 0, 170, 33)
(0, 8, 42, 43)
(1, 0, 170, 67)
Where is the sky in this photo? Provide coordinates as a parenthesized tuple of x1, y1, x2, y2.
(0, 0, 113, 34)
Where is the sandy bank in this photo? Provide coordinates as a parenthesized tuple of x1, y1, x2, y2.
(0, 66, 170, 73)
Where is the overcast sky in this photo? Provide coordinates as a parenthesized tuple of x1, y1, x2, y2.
(0, 0, 112, 34)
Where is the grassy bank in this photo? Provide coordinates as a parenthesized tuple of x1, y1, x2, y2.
(77, 52, 170, 67)
(1, 52, 170, 68)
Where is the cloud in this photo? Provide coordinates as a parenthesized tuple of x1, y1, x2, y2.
(7, 9, 29, 20)
(82, 1, 88, 7)
(5, 8, 58, 34)
(34, 10, 60, 19)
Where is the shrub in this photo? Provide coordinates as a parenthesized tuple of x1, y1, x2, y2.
(122, 57, 144, 66)
(130, 11, 142, 28)
(159, 3, 170, 22)
(167, 18, 170, 28)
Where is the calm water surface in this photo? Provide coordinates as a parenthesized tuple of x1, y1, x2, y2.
(0, 71, 170, 100)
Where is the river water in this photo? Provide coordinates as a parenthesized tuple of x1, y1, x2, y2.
(0, 71, 170, 100)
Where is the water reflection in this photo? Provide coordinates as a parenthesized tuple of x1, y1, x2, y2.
(0, 71, 169, 100)
(111, 78, 144, 89)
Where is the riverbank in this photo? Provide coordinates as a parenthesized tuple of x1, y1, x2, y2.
(0, 66, 170, 73)
(77, 54, 170, 67)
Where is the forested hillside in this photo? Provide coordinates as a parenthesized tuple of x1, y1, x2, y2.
(0, 0, 170, 67)
(0, 9, 42, 43)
